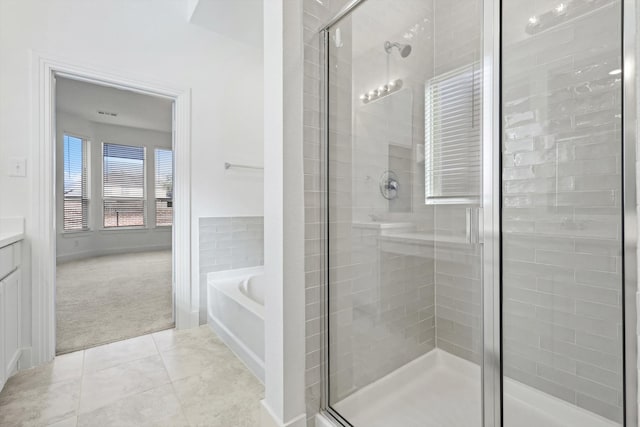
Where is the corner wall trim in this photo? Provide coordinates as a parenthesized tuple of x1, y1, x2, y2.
(260, 400, 306, 427)
(18, 347, 32, 371)
(30, 52, 195, 366)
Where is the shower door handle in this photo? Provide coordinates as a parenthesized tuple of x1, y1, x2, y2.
(466, 207, 483, 246)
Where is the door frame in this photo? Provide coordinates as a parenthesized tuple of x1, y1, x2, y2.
(30, 52, 195, 368)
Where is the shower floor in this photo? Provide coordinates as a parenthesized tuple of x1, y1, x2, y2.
(332, 349, 618, 427)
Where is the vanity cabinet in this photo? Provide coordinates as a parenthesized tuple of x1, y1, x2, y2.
(0, 241, 21, 391)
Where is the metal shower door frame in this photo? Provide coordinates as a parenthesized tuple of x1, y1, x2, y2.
(482, 0, 502, 425)
(318, 0, 504, 425)
(622, 0, 638, 425)
(318, 0, 638, 425)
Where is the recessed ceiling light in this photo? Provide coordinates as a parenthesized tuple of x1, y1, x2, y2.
(609, 68, 622, 75)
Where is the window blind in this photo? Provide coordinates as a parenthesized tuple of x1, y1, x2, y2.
(425, 62, 481, 203)
(103, 143, 145, 227)
(63, 135, 89, 231)
(155, 149, 173, 226)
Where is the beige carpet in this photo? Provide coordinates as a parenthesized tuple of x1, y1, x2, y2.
(56, 250, 174, 355)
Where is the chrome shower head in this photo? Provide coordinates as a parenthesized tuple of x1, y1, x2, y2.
(384, 41, 412, 58)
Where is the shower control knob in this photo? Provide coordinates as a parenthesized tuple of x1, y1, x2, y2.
(379, 170, 399, 200)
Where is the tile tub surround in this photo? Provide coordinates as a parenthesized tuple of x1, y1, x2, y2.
(0, 327, 263, 427)
(199, 216, 264, 323)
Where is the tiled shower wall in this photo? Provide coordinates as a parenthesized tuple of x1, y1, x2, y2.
(342, 0, 437, 399)
(302, 1, 349, 424)
(432, 0, 484, 364)
(302, 0, 629, 426)
(326, 12, 356, 403)
(501, 2, 623, 422)
(312, 0, 440, 415)
(198, 216, 264, 323)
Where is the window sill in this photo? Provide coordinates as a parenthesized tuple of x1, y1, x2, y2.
(99, 226, 149, 233)
(61, 229, 92, 237)
(63, 227, 171, 234)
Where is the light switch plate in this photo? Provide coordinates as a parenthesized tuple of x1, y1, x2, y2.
(8, 157, 26, 177)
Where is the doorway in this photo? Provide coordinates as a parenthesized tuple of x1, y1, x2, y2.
(30, 55, 193, 367)
(54, 77, 175, 353)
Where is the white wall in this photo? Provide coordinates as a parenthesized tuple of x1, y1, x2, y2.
(0, 0, 263, 357)
(261, 1, 307, 426)
(189, 0, 263, 49)
(55, 112, 172, 262)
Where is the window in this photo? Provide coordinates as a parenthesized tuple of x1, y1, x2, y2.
(155, 149, 173, 226)
(425, 62, 481, 204)
(103, 143, 146, 227)
(63, 135, 89, 231)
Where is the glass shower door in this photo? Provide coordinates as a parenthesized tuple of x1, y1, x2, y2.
(501, 0, 625, 425)
(324, 0, 489, 425)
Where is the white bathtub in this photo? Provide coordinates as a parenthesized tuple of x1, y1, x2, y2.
(207, 266, 265, 382)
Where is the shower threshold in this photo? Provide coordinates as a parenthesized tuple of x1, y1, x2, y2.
(332, 349, 618, 427)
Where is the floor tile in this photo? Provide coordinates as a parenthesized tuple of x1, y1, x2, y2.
(2, 351, 83, 397)
(0, 378, 80, 427)
(152, 325, 218, 353)
(77, 384, 188, 427)
(83, 334, 158, 373)
(79, 355, 170, 414)
(159, 341, 231, 383)
(47, 416, 78, 427)
(173, 361, 264, 427)
(0, 328, 265, 427)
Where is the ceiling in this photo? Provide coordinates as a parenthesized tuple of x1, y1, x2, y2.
(55, 77, 173, 133)
(188, 0, 263, 49)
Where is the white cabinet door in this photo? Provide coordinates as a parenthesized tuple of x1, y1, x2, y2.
(0, 281, 5, 389)
(3, 270, 19, 378)
(0, 245, 13, 279)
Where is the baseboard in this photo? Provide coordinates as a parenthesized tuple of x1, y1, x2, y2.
(17, 347, 32, 371)
(175, 305, 199, 330)
(5, 349, 21, 378)
(190, 308, 200, 328)
(57, 244, 171, 263)
(315, 412, 337, 427)
(260, 400, 307, 427)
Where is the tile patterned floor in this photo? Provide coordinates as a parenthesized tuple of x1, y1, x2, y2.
(0, 326, 264, 427)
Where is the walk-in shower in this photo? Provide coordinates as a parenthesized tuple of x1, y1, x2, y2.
(320, 0, 636, 425)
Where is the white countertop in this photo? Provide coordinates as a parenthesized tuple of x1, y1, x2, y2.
(0, 217, 25, 248)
